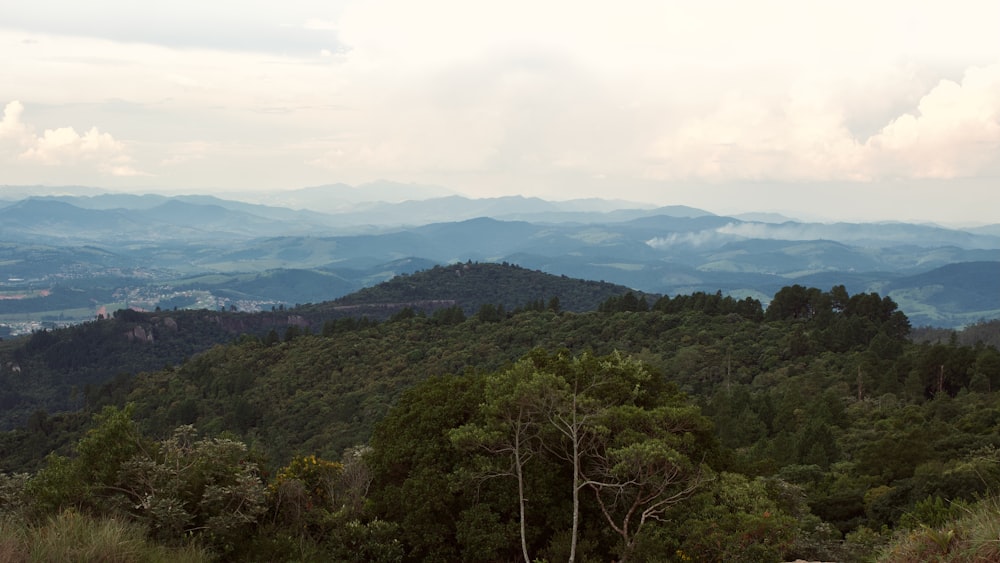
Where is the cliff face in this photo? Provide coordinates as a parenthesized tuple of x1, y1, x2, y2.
(124, 316, 179, 343)
(125, 325, 151, 343)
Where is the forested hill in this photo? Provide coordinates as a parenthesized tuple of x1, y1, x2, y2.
(302, 261, 649, 317)
(0, 262, 643, 430)
(3, 277, 1000, 560)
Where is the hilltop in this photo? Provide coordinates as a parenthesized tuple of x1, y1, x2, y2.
(2, 191, 999, 333)
(304, 261, 650, 317)
(0, 262, 643, 430)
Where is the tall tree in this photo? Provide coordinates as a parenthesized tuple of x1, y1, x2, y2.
(455, 350, 713, 562)
(451, 360, 541, 562)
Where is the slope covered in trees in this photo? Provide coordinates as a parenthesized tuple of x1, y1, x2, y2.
(308, 261, 652, 317)
(2, 271, 1000, 560)
(0, 262, 644, 431)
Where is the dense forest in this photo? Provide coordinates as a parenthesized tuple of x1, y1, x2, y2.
(2, 263, 1000, 561)
(0, 263, 647, 431)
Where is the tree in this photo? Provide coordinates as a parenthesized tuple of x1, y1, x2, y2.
(452, 350, 713, 562)
(367, 373, 487, 561)
(26, 406, 267, 553)
(28, 404, 149, 514)
(548, 296, 561, 313)
(451, 360, 542, 563)
(585, 405, 710, 561)
(118, 425, 268, 546)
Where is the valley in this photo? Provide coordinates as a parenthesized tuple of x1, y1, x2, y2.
(1, 187, 998, 334)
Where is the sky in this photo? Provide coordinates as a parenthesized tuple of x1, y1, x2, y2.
(1, 1, 999, 224)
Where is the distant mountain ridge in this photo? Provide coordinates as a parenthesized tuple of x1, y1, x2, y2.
(1, 187, 999, 328)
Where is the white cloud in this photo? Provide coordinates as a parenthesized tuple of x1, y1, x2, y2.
(0, 101, 33, 146)
(21, 125, 120, 164)
(642, 63, 1000, 185)
(645, 230, 736, 249)
(302, 18, 339, 32)
(1, 100, 145, 177)
(863, 64, 1000, 179)
(1, 2, 999, 222)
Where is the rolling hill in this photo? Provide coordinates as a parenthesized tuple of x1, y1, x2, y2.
(0, 190, 998, 330)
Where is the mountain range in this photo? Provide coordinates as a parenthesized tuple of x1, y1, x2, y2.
(1, 184, 998, 330)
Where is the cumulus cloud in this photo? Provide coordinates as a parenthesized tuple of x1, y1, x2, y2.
(0, 101, 33, 146)
(644, 63, 1000, 185)
(332, 1, 1000, 192)
(21, 125, 121, 164)
(1, 100, 145, 177)
(2, 1, 998, 222)
(863, 64, 1000, 179)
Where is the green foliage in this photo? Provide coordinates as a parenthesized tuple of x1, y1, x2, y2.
(0, 308, 264, 430)
(367, 372, 486, 561)
(380, 350, 718, 562)
(876, 495, 1000, 562)
(599, 291, 650, 313)
(674, 473, 800, 563)
(5, 278, 1000, 561)
(26, 404, 148, 515)
(271, 454, 344, 510)
(309, 261, 638, 317)
(24, 407, 268, 557)
(118, 425, 268, 548)
(899, 496, 968, 530)
(653, 290, 763, 320)
(323, 518, 404, 563)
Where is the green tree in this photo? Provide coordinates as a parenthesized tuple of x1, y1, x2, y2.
(586, 404, 711, 561)
(451, 360, 542, 562)
(367, 373, 486, 561)
(27, 404, 148, 514)
(451, 350, 713, 562)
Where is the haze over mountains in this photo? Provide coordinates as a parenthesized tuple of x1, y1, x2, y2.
(1, 182, 998, 332)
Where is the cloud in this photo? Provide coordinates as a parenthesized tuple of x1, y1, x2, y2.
(0, 101, 33, 146)
(862, 64, 1000, 179)
(331, 1, 1000, 191)
(2, 1, 998, 224)
(716, 222, 833, 241)
(645, 230, 736, 249)
(642, 63, 1000, 184)
(21, 125, 121, 164)
(2, 100, 146, 176)
(1, 0, 346, 56)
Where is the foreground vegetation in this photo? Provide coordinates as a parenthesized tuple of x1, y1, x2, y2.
(2, 269, 1000, 560)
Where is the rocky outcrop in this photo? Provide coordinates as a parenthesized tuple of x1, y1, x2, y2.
(126, 325, 153, 343)
(123, 316, 179, 344)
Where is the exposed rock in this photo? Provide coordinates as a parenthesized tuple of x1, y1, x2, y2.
(125, 325, 154, 343)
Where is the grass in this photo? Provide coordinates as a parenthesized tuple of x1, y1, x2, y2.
(878, 496, 1000, 562)
(0, 510, 212, 563)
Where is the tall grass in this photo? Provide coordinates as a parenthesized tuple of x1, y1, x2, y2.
(878, 495, 1000, 562)
(0, 510, 211, 563)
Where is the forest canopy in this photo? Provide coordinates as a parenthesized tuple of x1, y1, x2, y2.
(2, 276, 1000, 561)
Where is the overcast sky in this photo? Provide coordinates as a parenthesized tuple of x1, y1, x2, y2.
(2, 1, 999, 224)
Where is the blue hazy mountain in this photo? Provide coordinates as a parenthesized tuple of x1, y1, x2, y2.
(0, 188, 997, 328)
